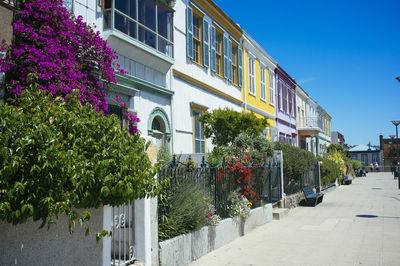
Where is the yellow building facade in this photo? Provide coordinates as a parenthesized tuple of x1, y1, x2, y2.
(241, 32, 278, 141)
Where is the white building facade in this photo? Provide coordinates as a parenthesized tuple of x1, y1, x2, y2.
(171, 0, 244, 154)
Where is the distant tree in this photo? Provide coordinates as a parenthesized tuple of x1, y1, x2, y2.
(198, 108, 269, 146)
(327, 143, 344, 154)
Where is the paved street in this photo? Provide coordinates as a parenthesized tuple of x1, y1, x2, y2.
(190, 172, 400, 266)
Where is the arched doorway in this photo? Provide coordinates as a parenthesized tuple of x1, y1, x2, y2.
(148, 107, 171, 152)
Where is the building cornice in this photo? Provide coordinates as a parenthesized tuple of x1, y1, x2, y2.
(173, 68, 242, 105)
(243, 103, 276, 120)
(276, 65, 296, 86)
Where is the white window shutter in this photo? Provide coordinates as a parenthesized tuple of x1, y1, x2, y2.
(186, 6, 194, 59)
(210, 25, 216, 72)
(203, 19, 209, 68)
(238, 47, 243, 87)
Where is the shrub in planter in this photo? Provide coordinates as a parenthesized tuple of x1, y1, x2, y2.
(158, 184, 209, 241)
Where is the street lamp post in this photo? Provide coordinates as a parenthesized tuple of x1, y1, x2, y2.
(395, 77, 400, 187)
(393, 121, 400, 163)
(390, 135, 395, 174)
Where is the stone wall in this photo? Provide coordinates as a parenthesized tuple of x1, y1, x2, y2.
(284, 191, 304, 208)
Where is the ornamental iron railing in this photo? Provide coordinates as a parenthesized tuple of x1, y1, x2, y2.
(158, 154, 282, 219)
(283, 163, 320, 195)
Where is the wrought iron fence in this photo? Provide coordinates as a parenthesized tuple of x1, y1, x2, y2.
(283, 163, 320, 195)
(158, 155, 282, 219)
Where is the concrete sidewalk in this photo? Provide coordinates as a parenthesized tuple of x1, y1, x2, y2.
(189, 172, 400, 266)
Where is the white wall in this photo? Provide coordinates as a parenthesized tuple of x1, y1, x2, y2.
(296, 89, 307, 128)
(135, 90, 172, 135)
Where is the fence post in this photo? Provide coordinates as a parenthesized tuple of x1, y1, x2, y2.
(102, 206, 112, 266)
(268, 162, 272, 203)
(316, 162, 322, 193)
(278, 151, 284, 202)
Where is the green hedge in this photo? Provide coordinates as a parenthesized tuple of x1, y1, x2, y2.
(274, 142, 317, 179)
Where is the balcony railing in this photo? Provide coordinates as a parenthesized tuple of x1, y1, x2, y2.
(297, 117, 321, 130)
(104, 1, 174, 58)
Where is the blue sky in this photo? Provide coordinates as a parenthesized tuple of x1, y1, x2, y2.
(214, 0, 400, 146)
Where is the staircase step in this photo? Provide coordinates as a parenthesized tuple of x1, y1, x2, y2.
(272, 208, 289, 220)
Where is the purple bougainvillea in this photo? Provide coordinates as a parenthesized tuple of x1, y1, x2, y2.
(0, 0, 139, 134)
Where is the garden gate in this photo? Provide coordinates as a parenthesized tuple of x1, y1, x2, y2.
(111, 202, 135, 266)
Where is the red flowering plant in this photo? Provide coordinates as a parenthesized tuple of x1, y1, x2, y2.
(226, 158, 259, 205)
(0, 0, 139, 134)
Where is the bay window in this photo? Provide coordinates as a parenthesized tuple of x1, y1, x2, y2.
(104, 0, 173, 57)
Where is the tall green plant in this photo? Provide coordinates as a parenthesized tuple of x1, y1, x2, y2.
(320, 157, 342, 186)
(157, 144, 172, 163)
(158, 184, 208, 241)
(198, 108, 268, 146)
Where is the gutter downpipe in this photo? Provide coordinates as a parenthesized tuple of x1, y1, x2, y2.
(169, 68, 175, 154)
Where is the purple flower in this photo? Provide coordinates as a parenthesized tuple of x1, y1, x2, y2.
(1, 0, 139, 135)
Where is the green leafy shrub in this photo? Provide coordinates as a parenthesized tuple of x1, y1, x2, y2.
(158, 184, 208, 241)
(198, 108, 268, 146)
(320, 157, 342, 186)
(0, 89, 163, 234)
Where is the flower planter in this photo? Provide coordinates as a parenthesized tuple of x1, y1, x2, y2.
(159, 203, 273, 266)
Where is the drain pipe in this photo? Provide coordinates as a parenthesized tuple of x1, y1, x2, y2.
(169, 68, 175, 154)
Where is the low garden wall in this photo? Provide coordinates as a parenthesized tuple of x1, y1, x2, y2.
(0, 208, 105, 266)
(159, 203, 272, 266)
